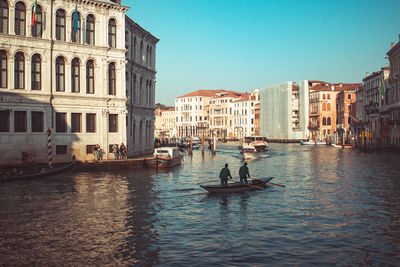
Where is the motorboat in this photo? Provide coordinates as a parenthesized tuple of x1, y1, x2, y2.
(240, 145, 261, 158)
(300, 140, 327, 145)
(144, 147, 183, 168)
(241, 136, 268, 152)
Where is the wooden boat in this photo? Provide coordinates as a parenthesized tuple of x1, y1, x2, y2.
(332, 143, 354, 149)
(144, 147, 183, 168)
(200, 177, 274, 193)
(0, 161, 74, 181)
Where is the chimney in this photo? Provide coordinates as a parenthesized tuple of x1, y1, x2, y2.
(399, 34, 400, 41)
(366, 72, 369, 77)
(392, 42, 395, 48)
(331, 85, 334, 91)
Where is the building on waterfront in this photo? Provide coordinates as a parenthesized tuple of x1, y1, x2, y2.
(231, 90, 259, 138)
(308, 81, 361, 142)
(175, 90, 212, 139)
(174, 89, 259, 139)
(254, 102, 260, 135)
(0, 0, 158, 165)
(259, 81, 309, 140)
(384, 37, 400, 147)
(360, 68, 390, 140)
(154, 104, 175, 140)
(336, 88, 358, 143)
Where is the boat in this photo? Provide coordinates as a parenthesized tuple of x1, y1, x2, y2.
(332, 143, 354, 149)
(240, 145, 261, 158)
(0, 161, 74, 181)
(239, 136, 268, 151)
(144, 147, 183, 168)
(300, 140, 327, 145)
(200, 177, 274, 193)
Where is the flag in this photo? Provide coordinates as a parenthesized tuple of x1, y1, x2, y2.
(380, 78, 385, 99)
(74, 2, 78, 33)
(31, 0, 37, 27)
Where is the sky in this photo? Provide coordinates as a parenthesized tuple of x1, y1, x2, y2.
(122, 0, 400, 106)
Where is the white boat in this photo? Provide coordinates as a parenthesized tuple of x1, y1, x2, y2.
(300, 140, 327, 145)
(240, 145, 261, 158)
(144, 147, 183, 168)
(239, 136, 268, 152)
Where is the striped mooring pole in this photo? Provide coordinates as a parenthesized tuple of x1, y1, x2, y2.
(47, 128, 53, 168)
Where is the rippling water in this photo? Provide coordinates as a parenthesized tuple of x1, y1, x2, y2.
(1, 143, 400, 266)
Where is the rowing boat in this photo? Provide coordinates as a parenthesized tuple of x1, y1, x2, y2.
(200, 177, 274, 193)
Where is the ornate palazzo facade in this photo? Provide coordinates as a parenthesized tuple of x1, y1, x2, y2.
(0, 0, 158, 164)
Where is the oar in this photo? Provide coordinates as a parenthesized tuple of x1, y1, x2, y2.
(197, 179, 221, 184)
(268, 182, 285, 187)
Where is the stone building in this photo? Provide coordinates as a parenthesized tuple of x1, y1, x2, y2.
(385, 37, 400, 147)
(0, 0, 158, 165)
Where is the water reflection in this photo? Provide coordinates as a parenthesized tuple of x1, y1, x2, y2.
(1, 143, 400, 265)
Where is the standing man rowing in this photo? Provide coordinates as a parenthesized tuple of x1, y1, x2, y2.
(219, 163, 233, 187)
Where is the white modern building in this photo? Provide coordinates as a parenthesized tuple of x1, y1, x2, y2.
(260, 81, 309, 140)
(0, 0, 158, 165)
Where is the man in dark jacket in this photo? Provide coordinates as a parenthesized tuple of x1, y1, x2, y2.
(239, 162, 250, 184)
(219, 163, 233, 187)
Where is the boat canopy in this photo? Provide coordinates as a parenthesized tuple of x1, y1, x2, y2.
(154, 147, 181, 158)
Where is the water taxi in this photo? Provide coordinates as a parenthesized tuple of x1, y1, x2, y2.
(239, 136, 268, 152)
(144, 147, 183, 168)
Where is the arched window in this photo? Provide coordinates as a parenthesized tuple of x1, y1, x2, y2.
(108, 62, 115, 95)
(108, 18, 116, 48)
(15, 2, 25, 36)
(133, 37, 137, 61)
(146, 45, 149, 67)
(0, 50, 7, 88)
(140, 41, 143, 63)
(149, 80, 152, 106)
(14, 52, 24, 89)
(322, 94, 326, 99)
(31, 4, 43, 37)
(55, 56, 65, 92)
(56, 9, 66, 41)
(149, 47, 152, 68)
(322, 117, 326, 126)
(139, 76, 143, 104)
(31, 53, 41, 90)
(132, 73, 136, 103)
(322, 103, 326, 111)
(71, 11, 81, 43)
(327, 103, 331, 111)
(327, 117, 331, 125)
(0, 0, 8, 34)
(86, 60, 94, 94)
(71, 58, 80, 93)
(327, 93, 330, 99)
(86, 14, 95, 45)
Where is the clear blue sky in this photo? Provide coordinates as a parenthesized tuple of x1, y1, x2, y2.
(123, 0, 400, 106)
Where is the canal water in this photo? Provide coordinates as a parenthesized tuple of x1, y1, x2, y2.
(1, 143, 400, 266)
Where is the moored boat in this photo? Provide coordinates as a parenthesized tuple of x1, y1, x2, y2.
(300, 140, 327, 145)
(332, 143, 354, 149)
(144, 147, 183, 168)
(200, 177, 274, 193)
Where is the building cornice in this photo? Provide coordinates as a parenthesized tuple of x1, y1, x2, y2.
(68, 0, 130, 12)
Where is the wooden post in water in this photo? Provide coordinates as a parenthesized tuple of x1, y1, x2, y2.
(213, 136, 216, 154)
(201, 138, 205, 153)
(189, 137, 193, 155)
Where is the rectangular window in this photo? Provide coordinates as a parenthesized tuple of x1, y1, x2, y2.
(109, 114, 118, 132)
(86, 113, 96, 133)
(71, 113, 81, 133)
(31, 111, 43, 132)
(86, 145, 96, 154)
(348, 94, 352, 100)
(0, 110, 10, 132)
(14, 111, 27, 132)
(56, 145, 67, 154)
(56, 112, 67, 132)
